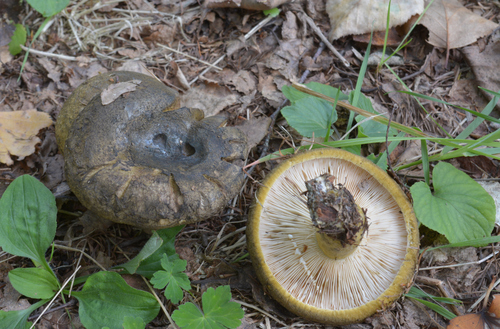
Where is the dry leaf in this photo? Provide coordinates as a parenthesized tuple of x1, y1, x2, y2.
(326, 0, 424, 40)
(446, 294, 500, 328)
(462, 41, 500, 105)
(180, 83, 238, 117)
(419, 0, 498, 49)
(100, 80, 142, 105)
(204, 0, 290, 10)
(0, 110, 53, 165)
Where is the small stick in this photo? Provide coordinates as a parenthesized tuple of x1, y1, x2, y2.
(301, 14, 350, 68)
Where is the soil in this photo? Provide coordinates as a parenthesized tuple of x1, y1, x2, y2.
(1, 0, 500, 328)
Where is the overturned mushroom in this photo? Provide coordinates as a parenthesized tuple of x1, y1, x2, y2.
(56, 71, 248, 229)
(247, 148, 419, 324)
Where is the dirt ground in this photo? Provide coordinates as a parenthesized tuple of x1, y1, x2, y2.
(1, 0, 500, 328)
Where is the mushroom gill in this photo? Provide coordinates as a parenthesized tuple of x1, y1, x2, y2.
(257, 157, 408, 310)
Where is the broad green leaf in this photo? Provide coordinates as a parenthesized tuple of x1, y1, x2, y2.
(425, 236, 500, 251)
(72, 271, 159, 329)
(9, 267, 58, 299)
(0, 175, 57, 264)
(134, 229, 182, 277)
(123, 316, 146, 329)
(353, 93, 397, 137)
(26, 0, 70, 17)
(135, 226, 184, 278)
(282, 82, 347, 104)
(0, 299, 47, 329)
(116, 231, 163, 274)
(150, 254, 191, 304)
(172, 286, 244, 329)
(410, 162, 496, 243)
(8, 24, 27, 55)
(282, 97, 338, 138)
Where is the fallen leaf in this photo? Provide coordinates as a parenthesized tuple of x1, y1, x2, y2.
(204, 0, 290, 10)
(180, 82, 238, 117)
(352, 28, 403, 46)
(101, 80, 142, 105)
(446, 295, 500, 328)
(0, 110, 53, 165)
(462, 40, 500, 106)
(419, 0, 498, 49)
(326, 0, 424, 40)
(235, 117, 272, 150)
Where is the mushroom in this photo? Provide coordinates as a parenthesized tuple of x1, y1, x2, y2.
(56, 71, 248, 229)
(247, 148, 419, 324)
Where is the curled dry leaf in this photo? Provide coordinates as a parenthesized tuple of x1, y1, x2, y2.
(326, 0, 424, 40)
(0, 110, 53, 165)
(419, 0, 499, 49)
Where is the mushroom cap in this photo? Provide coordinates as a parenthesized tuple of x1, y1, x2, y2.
(57, 71, 248, 229)
(247, 148, 419, 325)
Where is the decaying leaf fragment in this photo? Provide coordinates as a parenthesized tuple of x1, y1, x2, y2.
(419, 0, 498, 49)
(205, 0, 289, 10)
(0, 110, 53, 165)
(326, 0, 424, 40)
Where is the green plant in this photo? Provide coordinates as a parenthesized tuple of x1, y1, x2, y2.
(9, 0, 71, 77)
(0, 175, 244, 329)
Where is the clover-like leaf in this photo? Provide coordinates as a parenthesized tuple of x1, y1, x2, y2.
(410, 162, 496, 243)
(150, 254, 191, 304)
(172, 286, 244, 329)
(282, 97, 337, 138)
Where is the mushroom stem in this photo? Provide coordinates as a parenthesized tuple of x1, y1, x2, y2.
(305, 174, 368, 260)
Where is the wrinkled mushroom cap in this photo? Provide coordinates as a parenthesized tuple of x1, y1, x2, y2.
(57, 71, 248, 229)
(247, 148, 419, 325)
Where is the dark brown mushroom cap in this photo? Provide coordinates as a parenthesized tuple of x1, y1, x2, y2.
(58, 71, 248, 229)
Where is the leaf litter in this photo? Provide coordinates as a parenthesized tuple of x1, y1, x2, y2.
(0, 0, 499, 328)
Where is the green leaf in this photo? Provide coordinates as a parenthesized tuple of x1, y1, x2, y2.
(150, 254, 191, 304)
(26, 0, 70, 17)
(263, 8, 280, 17)
(123, 316, 146, 329)
(353, 92, 397, 137)
(0, 299, 48, 329)
(116, 231, 163, 275)
(0, 175, 57, 264)
(72, 271, 159, 329)
(8, 24, 27, 55)
(134, 226, 184, 278)
(407, 296, 456, 320)
(282, 97, 338, 138)
(282, 82, 348, 104)
(425, 236, 500, 251)
(410, 162, 496, 243)
(9, 267, 58, 299)
(172, 286, 244, 329)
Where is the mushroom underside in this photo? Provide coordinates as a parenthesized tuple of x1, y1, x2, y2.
(257, 158, 409, 311)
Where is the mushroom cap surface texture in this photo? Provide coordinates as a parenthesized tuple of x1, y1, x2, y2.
(247, 148, 419, 325)
(56, 71, 247, 229)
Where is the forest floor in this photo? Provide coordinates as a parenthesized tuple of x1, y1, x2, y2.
(1, 0, 500, 328)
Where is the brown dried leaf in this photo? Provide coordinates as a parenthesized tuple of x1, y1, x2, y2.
(100, 80, 142, 105)
(326, 0, 424, 40)
(205, 0, 290, 10)
(180, 82, 238, 117)
(0, 110, 53, 165)
(419, 0, 498, 49)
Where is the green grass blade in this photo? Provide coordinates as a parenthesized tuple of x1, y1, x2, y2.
(421, 140, 430, 185)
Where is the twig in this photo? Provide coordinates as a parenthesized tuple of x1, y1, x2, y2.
(158, 44, 222, 71)
(301, 13, 349, 68)
(20, 45, 78, 61)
